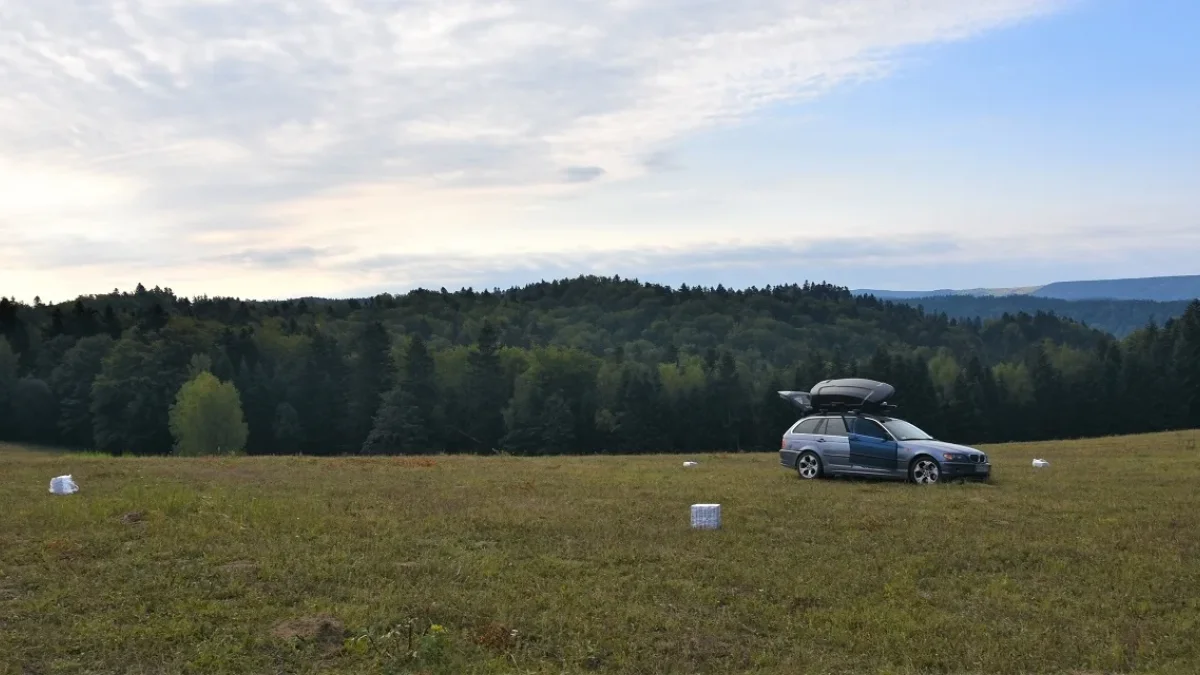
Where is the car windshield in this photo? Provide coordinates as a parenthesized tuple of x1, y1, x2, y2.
(883, 419, 934, 441)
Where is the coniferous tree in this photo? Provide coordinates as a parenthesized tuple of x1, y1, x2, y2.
(614, 364, 669, 452)
(234, 360, 277, 454)
(11, 376, 56, 442)
(102, 305, 123, 339)
(272, 402, 303, 453)
(71, 300, 100, 338)
(345, 321, 396, 450)
(0, 338, 17, 438)
(50, 335, 114, 448)
(1177, 301, 1200, 428)
(1028, 343, 1063, 440)
(539, 392, 576, 452)
(403, 335, 440, 448)
(464, 321, 507, 452)
(362, 385, 424, 454)
(294, 331, 348, 455)
(0, 299, 30, 369)
(90, 333, 194, 456)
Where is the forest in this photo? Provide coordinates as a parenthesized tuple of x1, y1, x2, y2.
(1, 276, 1198, 456)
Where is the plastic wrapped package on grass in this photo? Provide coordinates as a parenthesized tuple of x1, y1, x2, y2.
(690, 503, 721, 529)
(1032, 459, 1050, 468)
(49, 475, 79, 495)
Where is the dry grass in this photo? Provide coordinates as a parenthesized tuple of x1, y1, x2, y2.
(2, 431, 1200, 674)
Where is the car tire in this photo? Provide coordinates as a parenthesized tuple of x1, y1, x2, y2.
(796, 451, 823, 480)
(909, 456, 941, 485)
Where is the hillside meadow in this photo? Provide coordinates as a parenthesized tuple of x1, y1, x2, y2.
(3, 432, 1200, 674)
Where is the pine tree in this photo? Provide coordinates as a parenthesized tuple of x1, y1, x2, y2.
(403, 335, 440, 448)
(71, 300, 100, 337)
(539, 392, 576, 452)
(272, 402, 303, 453)
(1178, 301, 1200, 427)
(614, 364, 669, 452)
(294, 331, 348, 455)
(345, 321, 396, 450)
(0, 298, 30, 368)
(234, 360, 277, 454)
(709, 350, 743, 450)
(0, 338, 17, 439)
(1029, 343, 1062, 440)
(49, 335, 114, 448)
(464, 321, 507, 452)
(103, 305, 123, 339)
(13, 377, 57, 443)
(362, 385, 424, 454)
(947, 356, 993, 443)
(90, 335, 182, 456)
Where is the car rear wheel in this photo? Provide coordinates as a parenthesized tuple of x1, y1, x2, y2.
(796, 451, 823, 480)
(909, 456, 941, 485)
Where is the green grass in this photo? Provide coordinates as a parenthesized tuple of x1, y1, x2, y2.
(3, 431, 1200, 674)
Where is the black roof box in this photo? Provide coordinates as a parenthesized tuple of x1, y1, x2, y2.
(778, 378, 896, 414)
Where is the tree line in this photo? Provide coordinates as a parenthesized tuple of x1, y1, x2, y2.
(0, 277, 1197, 456)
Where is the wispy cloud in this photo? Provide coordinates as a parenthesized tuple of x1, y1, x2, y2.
(0, 0, 1073, 300)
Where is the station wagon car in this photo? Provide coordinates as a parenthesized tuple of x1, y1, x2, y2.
(778, 378, 990, 484)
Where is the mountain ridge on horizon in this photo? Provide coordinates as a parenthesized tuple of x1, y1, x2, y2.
(855, 274, 1200, 303)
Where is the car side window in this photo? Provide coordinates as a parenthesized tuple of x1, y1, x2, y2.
(792, 418, 821, 434)
(853, 418, 890, 441)
(813, 418, 827, 435)
(822, 416, 849, 437)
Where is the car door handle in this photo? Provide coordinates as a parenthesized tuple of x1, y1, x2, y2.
(816, 438, 825, 442)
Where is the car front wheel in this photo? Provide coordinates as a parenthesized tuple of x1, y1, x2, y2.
(909, 457, 941, 485)
(796, 451, 823, 480)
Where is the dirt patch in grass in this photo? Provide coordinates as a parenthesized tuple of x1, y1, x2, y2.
(270, 614, 345, 652)
(119, 511, 145, 525)
(473, 621, 518, 653)
(43, 538, 82, 560)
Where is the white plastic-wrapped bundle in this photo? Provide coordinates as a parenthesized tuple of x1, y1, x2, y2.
(49, 475, 79, 495)
(1032, 458, 1050, 468)
(682, 461, 698, 467)
(690, 503, 721, 529)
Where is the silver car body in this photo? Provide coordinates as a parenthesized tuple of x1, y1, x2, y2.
(779, 413, 991, 483)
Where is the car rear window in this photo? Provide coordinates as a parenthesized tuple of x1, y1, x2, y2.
(792, 418, 821, 434)
(822, 416, 849, 437)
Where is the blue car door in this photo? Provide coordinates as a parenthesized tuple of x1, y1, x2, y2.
(816, 415, 851, 469)
(848, 417, 899, 471)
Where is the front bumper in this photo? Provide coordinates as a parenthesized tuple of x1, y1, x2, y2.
(942, 461, 991, 479)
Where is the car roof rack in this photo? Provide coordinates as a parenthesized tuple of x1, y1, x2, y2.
(778, 378, 897, 416)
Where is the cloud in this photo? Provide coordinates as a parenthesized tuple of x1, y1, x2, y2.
(209, 246, 344, 269)
(0, 0, 1074, 300)
(563, 166, 606, 183)
(0, 0, 1066, 186)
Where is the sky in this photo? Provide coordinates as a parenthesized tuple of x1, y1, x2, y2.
(1, 0, 1197, 302)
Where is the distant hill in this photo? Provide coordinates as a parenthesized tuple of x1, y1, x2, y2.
(1032, 275, 1200, 301)
(856, 274, 1200, 302)
(875, 295, 1193, 337)
(857, 286, 1040, 300)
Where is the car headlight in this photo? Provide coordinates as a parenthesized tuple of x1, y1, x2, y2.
(941, 453, 967, 462)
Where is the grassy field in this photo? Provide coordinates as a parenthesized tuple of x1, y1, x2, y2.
(3, 432, 1200, 675)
